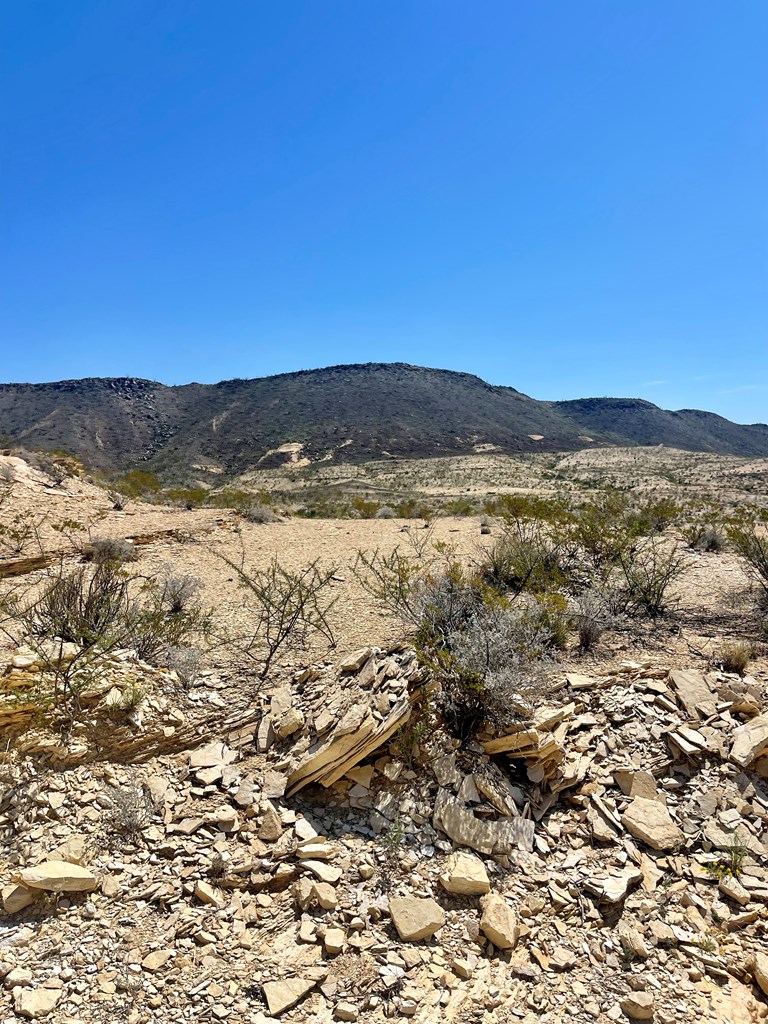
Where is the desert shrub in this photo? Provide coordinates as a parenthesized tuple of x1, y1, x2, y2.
(628, 497, 682, 535)
(104, 783, 153, 841)
(0, 559, 209, 719)
(157, 570, 202, 613)
(166, 487, 208, 510)
(375, 505, 395, 519)
(682, 521, 725, 552)
(435, 598, 556, 738)
(616, 539, 686, 618)
(81, 537, 136, 564)
(401, 521, 436, 560)
(0, 509, 47, 558)
(353, 547, 428, 628)
(718, 641, 753, 675)
(113, 470, 162, 499)
(162, 645, 202, 685)
(441, 498, 477, 517)
(108, 490, 127, 511)
(481, 519, 572, 595)
(569, 587, 617, 650)
(567, 494, 635, 576)
(218, 553, 338, 677)
(240, 503, 279, 524)
(727, 515, 768, 597)
(485, 494, 571, 527)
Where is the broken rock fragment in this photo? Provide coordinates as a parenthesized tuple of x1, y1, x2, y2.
(620, 991, 655, 1020)
(262, 978, 316, 1017)
(621, 797, 684, 852)
(730, 712, 768, 768)
(479, 893, 519, 950)
(439, 851, 490, 896)
(389, 896, 445, 941)
(13, 989, 61, 1020)
(18, 860, 98, 893)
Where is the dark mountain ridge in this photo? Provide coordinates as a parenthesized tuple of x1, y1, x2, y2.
(0, 363, 766, 478)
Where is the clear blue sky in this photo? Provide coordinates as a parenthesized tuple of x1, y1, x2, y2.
(2, 2, 766, 423)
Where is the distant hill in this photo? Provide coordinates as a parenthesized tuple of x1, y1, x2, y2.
(0, 363, 766, 479)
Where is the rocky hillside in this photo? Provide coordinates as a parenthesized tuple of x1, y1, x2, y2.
(1, 364, 767, 478)
(2, 643, 768, 1023)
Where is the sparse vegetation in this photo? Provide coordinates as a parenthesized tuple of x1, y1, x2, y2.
(218, 552, 339, 677)
(717, 641, 753, 675)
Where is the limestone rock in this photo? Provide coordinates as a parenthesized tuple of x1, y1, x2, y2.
(433, 789, 534, 855)
(439, 851, 490, 896)
(287, 698, 412, 795)
(730, 713, 768, 768)
(621, 798, 684, 851)
(18, 860, 98, 893)
(142, 949, 173, 972)
(480, 893, 519, 950)
(668, 669, 714, 718)
(389, 896, 445, 941)
(2, 882, 36, 913)
(262, 978, 315, 1016)
(620, 991, 655, 1020)
(334, 1002, 359, 1021)
(755, 951, 768, 997)
(13, 988, 61, 1019)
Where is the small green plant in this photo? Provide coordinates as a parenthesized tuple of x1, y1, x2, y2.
(705, 836, 748, 879)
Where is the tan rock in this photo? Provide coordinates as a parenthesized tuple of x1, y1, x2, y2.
(621, 798, 684, 851)
(620, 991, 654, 1020)
(262, 978, 315, 1016)
(194, 881, 227, 908)
(142, 949, 173, 972)
(439, 851, 490, 896)
(302, 860, 342, 884)
(312, 882, 338, 909)
(324, 927, 345, 954)
(389, 896, 445, 941)
(18, 860, 98, 893)
(433, 789, 534, 855)
(2, 883, 36, 913)
(286, 698, 412, 795)
(189, 741, 236, 769)
(13, 988, 61, 1019)
(668, 669, 713, 718)
(47, 834, 88, 864)
(258, 804, 284, 842)
(334, 1002, 359, 1021)
(730, 713, 768, 768)
(479, 893, 519, 950)
(755, 951, 768, 997)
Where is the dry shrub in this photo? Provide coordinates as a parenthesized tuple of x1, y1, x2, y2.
(718, 641, 753, 675)
(81, 537, 136, 564)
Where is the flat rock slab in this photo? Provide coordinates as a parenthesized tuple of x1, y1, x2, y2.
(262, 978, 316, 1016)
(621, 798, 684, 852)
(18, 860, 98, 893)
(14, 989, 61, 1019)
(731, 713, 768, 768)
(389, 896, 445, 941)
(668, 669, 713, 719)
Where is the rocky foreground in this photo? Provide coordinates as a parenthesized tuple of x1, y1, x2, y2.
(2, 644, 768, 1024)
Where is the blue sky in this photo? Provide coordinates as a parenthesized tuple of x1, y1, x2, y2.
(2, 2, 766, 423)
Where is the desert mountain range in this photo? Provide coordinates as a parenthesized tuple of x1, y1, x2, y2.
(1, 362, 766, 478)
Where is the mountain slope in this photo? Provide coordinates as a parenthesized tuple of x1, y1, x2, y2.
(0, 363, 766, 478)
